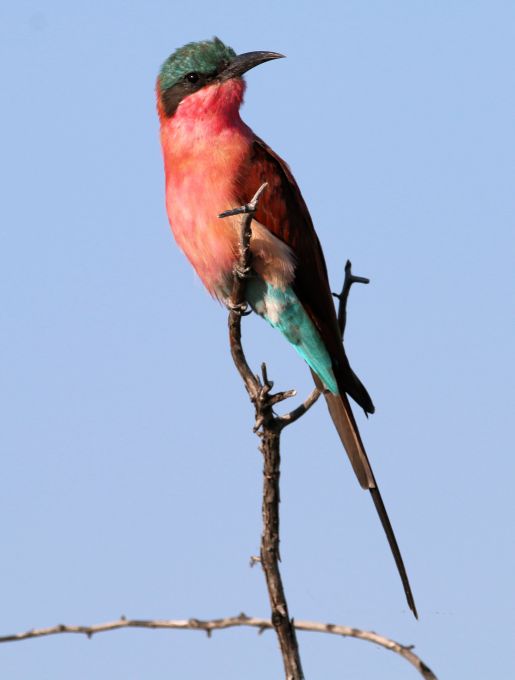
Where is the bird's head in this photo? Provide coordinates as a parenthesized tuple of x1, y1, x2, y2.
(156, 37, 283, 121)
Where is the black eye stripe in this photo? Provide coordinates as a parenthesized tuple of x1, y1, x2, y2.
(162, 68, 221, 118)
(184, 69, 219, 85)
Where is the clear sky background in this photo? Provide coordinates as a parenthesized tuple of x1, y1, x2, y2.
(1, 1, 514, 678)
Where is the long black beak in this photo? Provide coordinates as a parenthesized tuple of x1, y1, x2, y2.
(220, 51, 285, 81)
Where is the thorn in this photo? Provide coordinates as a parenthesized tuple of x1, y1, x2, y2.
(253, 416, 264, 432)
(261, 362, 272, 387)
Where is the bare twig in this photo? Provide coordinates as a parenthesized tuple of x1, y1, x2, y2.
(0, 615, 436, 679)
(332, 259, 370, 336)
(276, 387, 320, 427)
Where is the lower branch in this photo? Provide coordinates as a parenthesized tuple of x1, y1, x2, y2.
(0, 615, 437, 679)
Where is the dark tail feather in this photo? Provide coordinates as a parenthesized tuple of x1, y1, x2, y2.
(342, 354, 376, 415)
(370, 486, 418, 619)
(312, 372, 418, 618)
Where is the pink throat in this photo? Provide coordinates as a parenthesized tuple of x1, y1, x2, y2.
(164, 78, 246, 137)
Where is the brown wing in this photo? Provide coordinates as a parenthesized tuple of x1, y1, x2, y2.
(237, 136, 374, 414)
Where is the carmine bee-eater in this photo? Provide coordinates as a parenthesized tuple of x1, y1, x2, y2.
(156, 37, 417, 618)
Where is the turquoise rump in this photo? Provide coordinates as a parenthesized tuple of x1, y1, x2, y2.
(246, 280, 338, 395)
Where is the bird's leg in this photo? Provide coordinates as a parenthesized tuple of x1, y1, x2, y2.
(332, 259, 370, 338)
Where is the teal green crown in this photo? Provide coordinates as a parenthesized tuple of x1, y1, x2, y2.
(159, 37, 236, 90)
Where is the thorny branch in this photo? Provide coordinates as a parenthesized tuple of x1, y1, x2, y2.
(0, 190, 437, 680)
(0, 615, 436, 679)
(219, 186, 435, 680)
(221, 183, 306, 680)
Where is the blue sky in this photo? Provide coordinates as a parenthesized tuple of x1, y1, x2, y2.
(1, 1, 514, 678)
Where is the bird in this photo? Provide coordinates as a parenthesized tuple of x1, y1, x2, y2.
(156, 37, 417, 618)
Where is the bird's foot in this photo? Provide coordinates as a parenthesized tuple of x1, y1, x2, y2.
(234, 263, 252, 280)
(226, 299, 252, 316)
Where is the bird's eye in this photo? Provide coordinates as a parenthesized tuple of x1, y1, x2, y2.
(186, 72, 200, 84)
